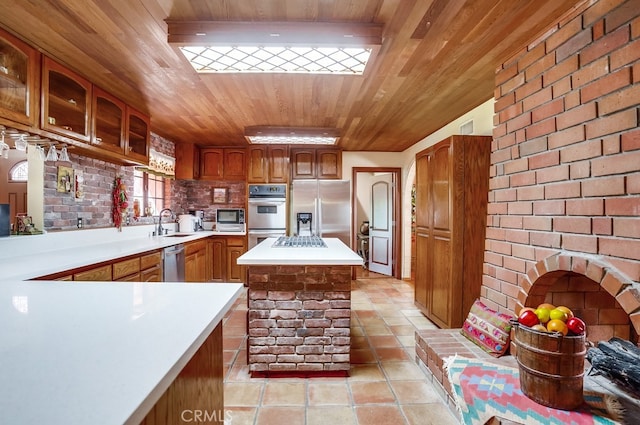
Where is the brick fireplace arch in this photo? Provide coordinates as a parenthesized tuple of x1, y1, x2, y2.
(519, 253, 639, 344)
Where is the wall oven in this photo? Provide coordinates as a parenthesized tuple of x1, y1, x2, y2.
(247, 184, 287, 248)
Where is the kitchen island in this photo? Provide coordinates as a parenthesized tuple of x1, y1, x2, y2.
(237, 236, 362, 376)
(0, 280, 242, 424)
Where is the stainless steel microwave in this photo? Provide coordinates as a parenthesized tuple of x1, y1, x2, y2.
(216, 208, 245, 225)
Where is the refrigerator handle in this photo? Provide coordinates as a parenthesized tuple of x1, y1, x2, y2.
(315, 197, 321, 237)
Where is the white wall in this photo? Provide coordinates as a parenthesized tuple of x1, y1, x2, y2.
(342, 98, 495, 279)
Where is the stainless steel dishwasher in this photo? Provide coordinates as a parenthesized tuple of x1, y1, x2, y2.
(163, 244, 185, 282)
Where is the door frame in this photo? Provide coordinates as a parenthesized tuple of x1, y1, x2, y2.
(352, 167, 402, 280)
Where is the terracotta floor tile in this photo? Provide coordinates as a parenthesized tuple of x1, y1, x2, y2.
(223, 407, 256, 425)
(350, 381, 396, 404)
(261, 382, 306, 406)
(356, 309, 380, 318)
(368, 335, 401, 348)
(380, 361, 427, 381)
(351, 335, 370, 349)
(350, 348, 377, 364)
(397, 335, 416, 347)
(363, 325, 393, 336)
(355, 405, 407, 425)
(224, 382, 264, 406)
(389, 380, 441, 404)
(348, 364, 386, 381)
(401, 403, 459, 425)
(255, 406, 305, 425)
(307, 406, 357, 425)
(383, 316, 413, 326)
(223, 335, 245, 350)
(374, 347, 411, 361)
(308, 382, 351, 405)
(389, 324, 418, 336)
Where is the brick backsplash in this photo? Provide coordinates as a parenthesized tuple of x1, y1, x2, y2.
(485, 0, 640, 343)
(44, 133, 178, 231)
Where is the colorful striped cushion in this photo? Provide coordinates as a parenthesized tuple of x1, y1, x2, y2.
(461, 299, 514, 357)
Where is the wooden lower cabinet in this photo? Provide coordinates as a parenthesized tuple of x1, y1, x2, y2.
(32, 249, 163, 283)
(206, 235, 246, 283)
(141, 265, 162, 282)
(226, 237, 246, 283)
(208, 238, 226, 282)
(185, 240, 207, 282)
(74, 264, 112, 281)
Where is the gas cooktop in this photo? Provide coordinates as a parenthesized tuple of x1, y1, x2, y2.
(272, 236, 328, 248)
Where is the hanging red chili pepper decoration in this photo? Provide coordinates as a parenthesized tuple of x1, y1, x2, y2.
(112, 176, 129, 231)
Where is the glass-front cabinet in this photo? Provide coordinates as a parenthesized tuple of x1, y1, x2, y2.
(41, 56, 92, 142)
(125, 107, 150, 163)
(0, 27, 40, 127)
(92, 86, 125, 154)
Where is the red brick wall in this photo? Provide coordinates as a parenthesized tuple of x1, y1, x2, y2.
(44, 133, 175, 230)
(486, 0, 640, 339)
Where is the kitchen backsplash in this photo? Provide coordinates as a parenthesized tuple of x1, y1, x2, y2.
(43, 133, 246, 231)
(43, 134, 174, 231)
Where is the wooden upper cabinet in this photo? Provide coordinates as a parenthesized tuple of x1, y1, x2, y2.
(291, 147, 341, 180)
(92, 86, 125, 154)
(200, 148, 224, 180)
(247, 146, 268, 182)
(223, 148, 246, 180)
(291, 148, 316, 179)
(268, 145, 289, 183)
(200, 148, 246, 181)
(317, 148, 342, 179)
(125, 106, 150, 163)
(247, 145, 289, 183)
(0, 27, 40, 127)
(175, 143, 200, 180)
(41, 56, 92, 142)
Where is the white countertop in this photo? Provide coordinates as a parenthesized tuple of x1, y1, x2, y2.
(237, 237, 363, 266)
(0, 226, 246, 281)
(0, 280, 243, 425)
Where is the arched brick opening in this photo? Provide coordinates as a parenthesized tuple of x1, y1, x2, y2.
(518, 253, 639, 345)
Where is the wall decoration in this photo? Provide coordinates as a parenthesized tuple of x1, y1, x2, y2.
(112, 176, 129, 231)
(212, 187, 228, 204)
(56, 165, 73, 193)
(74, 170, 84, 200)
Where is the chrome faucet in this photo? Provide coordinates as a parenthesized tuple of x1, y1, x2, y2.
(157, 208, 173, 235)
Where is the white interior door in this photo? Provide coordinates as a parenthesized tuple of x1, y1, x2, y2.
(368, 175, 393, 275)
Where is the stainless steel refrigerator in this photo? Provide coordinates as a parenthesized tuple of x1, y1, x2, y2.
(290, 180, 351, 245)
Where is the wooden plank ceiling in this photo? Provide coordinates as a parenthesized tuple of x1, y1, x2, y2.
(0, 0, 581, 152)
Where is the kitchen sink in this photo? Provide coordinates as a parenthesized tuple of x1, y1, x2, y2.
(163, 234, 191, 237)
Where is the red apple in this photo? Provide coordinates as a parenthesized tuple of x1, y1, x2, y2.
(566, 317, 586, 336)
(518, 309, 540, 327)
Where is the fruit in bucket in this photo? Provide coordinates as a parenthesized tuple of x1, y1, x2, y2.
(531, 324, 548, 332)
(546, 318, 568, 335)
(549, 308, 568, 322)
(537, 303, 556, 311)
(518, 309, 540, 327)
(535, 307, 551, 324)
(555, 305, 574, 320)
(566, 317, 586, 336)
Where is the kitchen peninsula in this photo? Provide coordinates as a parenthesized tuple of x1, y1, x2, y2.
(237, 236, 363, 376)
(0, 225, 244, 424)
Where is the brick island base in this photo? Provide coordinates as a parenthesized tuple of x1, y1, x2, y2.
(247, 264, 352, 377)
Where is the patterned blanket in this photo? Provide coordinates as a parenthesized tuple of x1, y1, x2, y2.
(445, 356, 620, 425)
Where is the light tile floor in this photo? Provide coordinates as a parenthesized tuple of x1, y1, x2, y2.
(221, 271, 460, 425)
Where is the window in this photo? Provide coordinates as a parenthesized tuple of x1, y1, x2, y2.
(133, 169, 164, 216)
(9, 160, 28, 182)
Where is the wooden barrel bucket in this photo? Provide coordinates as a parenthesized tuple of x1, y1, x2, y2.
(513, 323, 586, 410)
